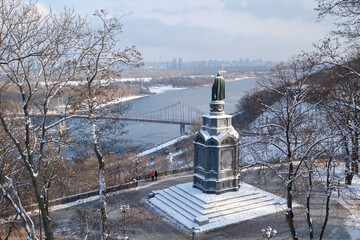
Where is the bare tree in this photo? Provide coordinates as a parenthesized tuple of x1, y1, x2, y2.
(0, 1, 89, 239)
(239, 56, 335, 239)
(317, 68, 360, 185)
(78, 10, 142, 240)
(314, 1, 360, 185)
(317, 141, 342, 240)
(0, 176, 38, 240)
(316, 0, 360, 42)
(0, 1, 142, 239)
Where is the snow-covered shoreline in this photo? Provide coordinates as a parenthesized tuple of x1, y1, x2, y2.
(97, 85, 186, 108)
(229, 76, 254, 82)
(102, 76, 253, 108)
(148, 85, 187, 94)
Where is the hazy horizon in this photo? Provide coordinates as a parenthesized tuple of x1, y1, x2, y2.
(35, 0, 334, 63)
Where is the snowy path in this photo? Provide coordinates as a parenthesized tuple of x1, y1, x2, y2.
(137, 135, 190, 157)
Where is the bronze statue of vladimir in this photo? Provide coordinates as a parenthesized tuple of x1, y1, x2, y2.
(211, 72, 225, 101)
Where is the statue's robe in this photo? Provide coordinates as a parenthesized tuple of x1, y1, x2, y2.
(212, 75, 225, 101)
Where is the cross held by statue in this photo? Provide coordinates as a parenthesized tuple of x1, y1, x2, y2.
(219, 66, 226, 76)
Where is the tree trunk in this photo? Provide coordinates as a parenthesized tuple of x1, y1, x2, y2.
(286, 162, 298, 240)
(353, 131, 359, 174)
(319, 157, 333, 240)
(98, 167, 108, 240)
(306, 170, 314, 240)
(344, 138, 353, 185)
(90, 111, 108, 240)
(32, 177, 54, 240)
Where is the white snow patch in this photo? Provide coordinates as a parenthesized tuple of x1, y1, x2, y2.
(149, 85, 186, 94)
(230, 77, 253, 82)
(96, 95, 145, 108)
(138, 135, 190, 157)
(313, 164, 360, 239)
(339, 174, 360, 240)
(49, 195, 100, 212)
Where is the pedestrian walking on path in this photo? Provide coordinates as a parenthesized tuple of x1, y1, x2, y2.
(155, 171, 158, 181)
(151, 170, 155, 181)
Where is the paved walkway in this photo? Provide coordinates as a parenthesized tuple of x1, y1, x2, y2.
(51, 171, 354, 240)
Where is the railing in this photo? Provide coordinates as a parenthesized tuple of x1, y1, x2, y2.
(25, 166, 195, 210)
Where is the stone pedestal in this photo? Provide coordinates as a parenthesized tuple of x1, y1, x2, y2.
(148, 182, 292, 232)
(148, 76, 299, 232)
(193, 101, 239, 194)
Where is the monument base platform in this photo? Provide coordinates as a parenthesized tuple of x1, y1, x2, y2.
(148, 182, 299, 232)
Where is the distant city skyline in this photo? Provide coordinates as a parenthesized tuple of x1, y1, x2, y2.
(36, 0, 334, 63)
(143, 57, 274, 69)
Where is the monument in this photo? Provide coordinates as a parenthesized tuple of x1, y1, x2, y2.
(193, 71, 240, 194)
(148, 70, 292, 232)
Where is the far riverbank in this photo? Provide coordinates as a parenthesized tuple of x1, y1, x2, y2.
(101, 76, 254, 109)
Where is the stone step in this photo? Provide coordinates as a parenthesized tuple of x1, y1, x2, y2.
(157, 191, 200, 220)
(173, 185, 207, 205)
(157, 188, 278, 220)
(205, 193, 266, 210)
(152, 195, 194, 221)
(205, 192, 262, 205)
(176, 183, 263, 207)
(168, 186, 207, 208)
(149, 197, 194, 228)
(148, 182, 293, 232)
(172, 184, 274, 214)
(163, 188, 204, 215)
(203, 195, 275, 216)
(207, 198, 283, 220)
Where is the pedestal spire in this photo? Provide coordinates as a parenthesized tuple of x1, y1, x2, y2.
(193, 70, 239, 194)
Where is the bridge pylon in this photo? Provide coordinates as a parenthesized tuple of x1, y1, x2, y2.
(180, 123, 186, 135)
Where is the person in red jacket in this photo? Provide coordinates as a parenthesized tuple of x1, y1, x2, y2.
(151, 170, 155, 181)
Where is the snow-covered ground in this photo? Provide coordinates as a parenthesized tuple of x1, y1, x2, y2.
(339, 174, 360, 239)
(309, 162, 360, 239)
(149, 85, 186, 94)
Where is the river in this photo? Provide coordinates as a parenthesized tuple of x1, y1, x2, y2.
(120, 77, 258, 149)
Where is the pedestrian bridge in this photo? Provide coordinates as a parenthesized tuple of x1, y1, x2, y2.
(111, 101, 204, 135)
(46, 101, 204, 135)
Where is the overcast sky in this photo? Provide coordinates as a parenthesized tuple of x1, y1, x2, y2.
(36, 0, 334, 62)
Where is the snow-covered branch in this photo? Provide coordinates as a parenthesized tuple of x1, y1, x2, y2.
(0, 177, 38, 240)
